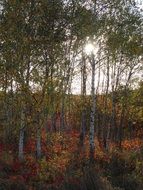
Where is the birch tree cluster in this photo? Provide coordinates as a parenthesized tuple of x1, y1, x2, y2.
(0, 0, 142, 161)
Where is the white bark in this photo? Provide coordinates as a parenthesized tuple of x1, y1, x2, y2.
(80, 50, 87, 147)
(89, 54, 96, 161)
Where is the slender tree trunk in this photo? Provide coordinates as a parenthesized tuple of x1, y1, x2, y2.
(60, 94, 65, 131)
(89, 54, 96, 162)
(4, 70, 9, 144)
(110, 62, 117, 142)
(7, 79, 14, 142)
(80, 110, 86, 147)
(18, 107, 25, 161)
(128, 121, 133, 140)
(36, 128, 41, 159)
(66, 75, 73, 131)
(95, 60, 101, 140)
(36, 112, 42, 159)
(111, 91, 117, 142)
(51, 112, 56, 132)
(80, 49, 87, 147)
(118, 106, 125, 149)
(103, 58, 110, 151)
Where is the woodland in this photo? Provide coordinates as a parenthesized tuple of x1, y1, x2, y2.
(0, 0, 143, 190)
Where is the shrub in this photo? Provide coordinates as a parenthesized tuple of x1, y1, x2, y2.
(106, 150, 143, 190)
(0, 179, 28, 190)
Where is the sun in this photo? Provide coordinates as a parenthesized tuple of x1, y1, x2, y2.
(84, 43, 94, 55)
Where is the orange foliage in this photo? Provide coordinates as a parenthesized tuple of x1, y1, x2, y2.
(0, 129, 143, 188)
(122, 138, 143, 151)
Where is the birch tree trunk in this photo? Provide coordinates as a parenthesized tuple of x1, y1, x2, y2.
(36, 112, 42, 159)
(36, 127, 41, 159)
(60, 93, 65, 132)
(110, 62, 117, 142)
(18, 106, 25, 161)
(89, 54, 96, 162)
(95, 60, 101, 140)
(103, 58, 110, 151)
(80, 49, 87, 147)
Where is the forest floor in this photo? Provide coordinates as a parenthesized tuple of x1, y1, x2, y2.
(0, 130, 143, 190)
